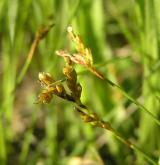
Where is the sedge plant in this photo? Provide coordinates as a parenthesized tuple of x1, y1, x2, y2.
(36, 26, 159, 164)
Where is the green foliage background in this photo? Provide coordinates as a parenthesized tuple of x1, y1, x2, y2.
(0, 0, 160, 164)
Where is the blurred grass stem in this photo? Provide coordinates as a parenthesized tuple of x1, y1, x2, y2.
(16, 24, 54, 86)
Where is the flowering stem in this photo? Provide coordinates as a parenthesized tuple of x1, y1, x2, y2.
(103, 77, 160, 126)
(111, 129, 157, 165)
(75, 106, 157, 165)
(81, 67, 160, 126)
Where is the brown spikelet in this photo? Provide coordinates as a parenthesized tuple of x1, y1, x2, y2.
(56, 26, 105, 80)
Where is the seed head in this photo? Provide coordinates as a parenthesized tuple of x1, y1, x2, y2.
(38, 72, 54, 86)
(38, 90, 53, 104)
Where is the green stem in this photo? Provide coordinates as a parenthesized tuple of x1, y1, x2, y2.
(75, 106, 157, 164)
(49, 78, 67, 87)
(131, 144, 157, 165)
(103, 77, 160, 126)
(78, 66, 160, 126)
(111, 128, 157, 165)
(16, 37, 40, 85)
(16, 24, 54, 86)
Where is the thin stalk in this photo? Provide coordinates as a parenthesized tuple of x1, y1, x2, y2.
(80, 67, 160, 126)
(16, 24, 54, 86)
(94, 56, 131, 68)
(131, 144, 157, 165)
(75, 106, 157, 165)
(78, 56, 131, 75)
(103, 77, 160, 126)
(48, 78, 67, 87)
(112, 129, 157, 165)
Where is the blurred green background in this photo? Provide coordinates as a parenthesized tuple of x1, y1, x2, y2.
(0, 0, 160, 164)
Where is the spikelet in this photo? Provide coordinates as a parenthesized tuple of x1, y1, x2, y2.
(56, 26, 104, 79)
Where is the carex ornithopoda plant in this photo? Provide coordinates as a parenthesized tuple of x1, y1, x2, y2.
(36, 26, 159, 164)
